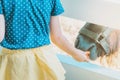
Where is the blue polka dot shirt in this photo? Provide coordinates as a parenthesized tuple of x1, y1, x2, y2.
(0, 0, 64, 49)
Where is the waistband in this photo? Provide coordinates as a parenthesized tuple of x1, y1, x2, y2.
(1, 45, 53, 54)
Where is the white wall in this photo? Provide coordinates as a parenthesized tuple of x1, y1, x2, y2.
(61, 0, 120, 29)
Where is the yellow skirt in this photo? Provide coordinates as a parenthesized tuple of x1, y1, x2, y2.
(0, 45, 65, 80)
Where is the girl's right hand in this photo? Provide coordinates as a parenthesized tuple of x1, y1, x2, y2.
(72, 50, 90, 62)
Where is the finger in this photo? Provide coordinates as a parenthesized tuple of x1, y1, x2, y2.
(85, 51, 90, 58)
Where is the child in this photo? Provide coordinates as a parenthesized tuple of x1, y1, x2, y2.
(75, 23, 120, 71)
(0, 0, 89, 80)
(94, 29, 120, 70)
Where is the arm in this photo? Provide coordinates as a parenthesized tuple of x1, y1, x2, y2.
(50, 16, 89, 62)
(0, 15, 5, 42)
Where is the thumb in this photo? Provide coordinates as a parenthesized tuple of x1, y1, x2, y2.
(85, 51, 90, 59)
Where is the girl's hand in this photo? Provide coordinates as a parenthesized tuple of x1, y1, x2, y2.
(72, 50, 90, 62)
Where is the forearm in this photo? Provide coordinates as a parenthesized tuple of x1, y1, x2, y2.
(51, 33, 89, 62)
(50, 16, 89, 62)
(0, 15, 5, 42)
(51, 33, 81, 56)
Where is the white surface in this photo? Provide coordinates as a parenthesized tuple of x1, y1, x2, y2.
(61, 0, 120, 29)
(58, 55, 120, 80)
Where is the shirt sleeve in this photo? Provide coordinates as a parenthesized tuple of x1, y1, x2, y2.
(51, 0, 64, 16)
(0, 0, 3, 14)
